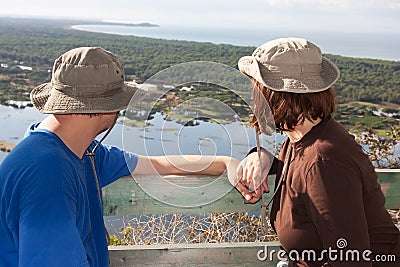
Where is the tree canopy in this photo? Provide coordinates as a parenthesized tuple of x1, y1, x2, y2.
(0, 17, 399, 105)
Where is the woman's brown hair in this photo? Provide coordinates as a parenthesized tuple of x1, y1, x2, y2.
(251, 79, 337, 132)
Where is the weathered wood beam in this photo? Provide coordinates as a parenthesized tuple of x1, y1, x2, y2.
(108, 242, 282, 267)
(103, 169, 400, 215)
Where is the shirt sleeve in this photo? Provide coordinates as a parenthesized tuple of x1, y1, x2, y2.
(94, 143, 138, 187)
(18, 170, 89, 266)
(305, 159, 371, 266)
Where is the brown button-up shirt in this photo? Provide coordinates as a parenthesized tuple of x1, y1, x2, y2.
(269, 117, 400, 266)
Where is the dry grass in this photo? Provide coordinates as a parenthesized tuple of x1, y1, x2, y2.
(108, 209, 400, 246)
(107, 212, 277, 246)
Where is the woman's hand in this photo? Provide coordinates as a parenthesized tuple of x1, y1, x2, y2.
(224, 157, 262, 204)
(236, 149, 273, 196)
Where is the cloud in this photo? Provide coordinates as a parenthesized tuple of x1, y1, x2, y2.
(0, 0, 399, 34)
(387, 0, 400, 8)
(264, 0, 400, 9)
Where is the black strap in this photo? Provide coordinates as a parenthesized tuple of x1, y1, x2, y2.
(259, 143, 292, 229)
(85, 115, 118, 246)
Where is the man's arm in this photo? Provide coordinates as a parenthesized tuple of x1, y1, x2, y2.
(18, 170, 90, 267)
(133, 155, 230, 175)
(133, 155, 256, 202)
(19, 196, 89, 266)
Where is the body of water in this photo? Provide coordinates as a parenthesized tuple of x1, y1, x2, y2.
(72, 24, 400, 61)
(1, 105, 398, 166)
(0, 105, 282, 164)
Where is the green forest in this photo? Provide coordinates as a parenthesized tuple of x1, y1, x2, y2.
(0, 17, 399, 134)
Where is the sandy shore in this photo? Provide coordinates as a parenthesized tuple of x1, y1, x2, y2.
(0, 140, 15, 152)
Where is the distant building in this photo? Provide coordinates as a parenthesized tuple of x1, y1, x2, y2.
(17, 65, 33, 71)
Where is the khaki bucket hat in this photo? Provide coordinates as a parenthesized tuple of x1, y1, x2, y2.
(238, 37, 340, 93)
(30, 47, 145, 114)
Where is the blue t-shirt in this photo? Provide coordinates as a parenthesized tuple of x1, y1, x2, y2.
(0, 124, 138, 266)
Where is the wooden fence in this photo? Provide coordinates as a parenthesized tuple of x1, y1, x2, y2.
(103, 169, 400, 267)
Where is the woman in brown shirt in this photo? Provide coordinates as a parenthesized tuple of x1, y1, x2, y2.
(237, 37, 400, 266)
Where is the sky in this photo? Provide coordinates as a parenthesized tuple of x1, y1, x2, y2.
(1, 0, 399, 34)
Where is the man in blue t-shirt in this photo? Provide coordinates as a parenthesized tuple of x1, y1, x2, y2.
(0, 47, 254, 266)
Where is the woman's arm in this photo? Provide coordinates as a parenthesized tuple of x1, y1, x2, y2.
(305, 160, 371, 266)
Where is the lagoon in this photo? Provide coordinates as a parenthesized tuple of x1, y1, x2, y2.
(1, 103, 398, 166)
(0, 105, 282, 164)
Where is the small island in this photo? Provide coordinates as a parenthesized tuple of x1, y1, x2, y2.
(72, 20, 159, 28)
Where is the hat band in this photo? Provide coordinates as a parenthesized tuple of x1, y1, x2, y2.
(263, 63, 322, 74)
(51, 80, 125, 97)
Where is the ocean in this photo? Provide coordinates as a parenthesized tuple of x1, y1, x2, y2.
(72, 24, 400, 61)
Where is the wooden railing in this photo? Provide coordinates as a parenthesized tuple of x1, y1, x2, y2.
(103, 169, 400, 267)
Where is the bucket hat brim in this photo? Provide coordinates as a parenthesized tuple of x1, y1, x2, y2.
(238, 55, 340, 93)
(30, 81, 145, 114)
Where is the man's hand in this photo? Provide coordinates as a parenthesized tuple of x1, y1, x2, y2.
(236, 149, 273, 196)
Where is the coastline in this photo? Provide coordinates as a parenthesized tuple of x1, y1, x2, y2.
(69, 21, 159, 30)
(70, 24, 400, 61)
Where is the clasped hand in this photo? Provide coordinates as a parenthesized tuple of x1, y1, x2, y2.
(228, 149, 273, 204)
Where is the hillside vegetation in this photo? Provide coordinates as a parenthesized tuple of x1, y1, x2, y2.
(1, 17, 400, 102)
(0, 17, 399, 134)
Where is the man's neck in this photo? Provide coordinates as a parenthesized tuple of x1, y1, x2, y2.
(37, 115, 99, 158)
(286, 117, 321, 143)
